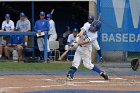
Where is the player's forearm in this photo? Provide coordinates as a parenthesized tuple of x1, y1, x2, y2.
(0, 29, 5, 32)
(19, 43, 24, 46)
(77, 29, 85, 36)
(78, 40, 89, 46)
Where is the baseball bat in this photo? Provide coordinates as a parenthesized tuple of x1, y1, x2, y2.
(51, 9, 54, 15)
(98, 13, 101, 21)
(58, 47, 71, 61)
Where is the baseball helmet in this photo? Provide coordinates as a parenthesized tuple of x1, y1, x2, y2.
(20, 12, 25, 17)
(73, 28, 78, 32)
(46, 14, 52, 19)
(88, 15, 94, 20)
(40, 11, 45, 16)
(5, 14, 10, 18)
(92, 20, 102, 30)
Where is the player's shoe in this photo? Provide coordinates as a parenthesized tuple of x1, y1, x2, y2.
(100, 72, 109, 80)
(66, 74, 74, 81)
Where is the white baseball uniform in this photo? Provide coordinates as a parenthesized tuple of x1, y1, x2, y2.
(67, 34, 76, 44)
(65, 33, 77, 50)
(2, 20, 14, 32)
(1, 20, 15, 45)
(81, 22, 100, 50)
(48, 19, 57, 41)
(72, 31, 96, 70)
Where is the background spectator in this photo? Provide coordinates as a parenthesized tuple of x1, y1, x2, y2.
(34, 11, 50, 60)
(47, 14, 57, 41)
(1, 14, 14, 32)
(63, 26, 71, 46)
(16, 12, 31, 46)
(4, 35, 24, 61)
(65, 28, 79, 61)
(0, 14, 14, 59)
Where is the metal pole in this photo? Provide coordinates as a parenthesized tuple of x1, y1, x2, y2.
(31, 2, 35, 58)
(97, 0, 101, 16)
(97, 0, 101, 62)
(44, 31, 48, 62)
(32, 1, 34, 30)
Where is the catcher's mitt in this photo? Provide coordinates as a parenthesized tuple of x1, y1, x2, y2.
(131, 58, 139, 71)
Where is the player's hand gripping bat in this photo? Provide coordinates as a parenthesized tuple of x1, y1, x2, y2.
(58, 41, 78, 61)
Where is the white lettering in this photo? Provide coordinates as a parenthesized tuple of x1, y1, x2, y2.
(116, 34, 122, 42)
(129, 34, 135, 42)
(122, 34, 128, 42)
(112, 0, 140, 28)
(112, 0, 126, 28)
(109, 34, 115, 42)
(102, 33, 108, 42)
(129, 0, 140, 28)
(136, 34, 140, 42)
(102, 33, 140, 42)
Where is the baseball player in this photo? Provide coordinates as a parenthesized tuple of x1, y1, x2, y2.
(78, 15, 103, 62)
(65, 28, 79, 61)
(34, 11, 50, 60)
(66, 28, 109, 80)
(1, 14, 14, 32)
(0, 14, 15, 58)
(16, 12, 31, 46)
(46, 14, 57, 41)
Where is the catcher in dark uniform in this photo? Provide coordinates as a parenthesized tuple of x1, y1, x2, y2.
(131, 58, 139, 71)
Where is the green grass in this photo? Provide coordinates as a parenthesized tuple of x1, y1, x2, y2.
(0, 61, 88, 71)
(127, 52, 140, 58)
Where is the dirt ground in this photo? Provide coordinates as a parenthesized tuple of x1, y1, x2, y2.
(0, 75, 139, 93)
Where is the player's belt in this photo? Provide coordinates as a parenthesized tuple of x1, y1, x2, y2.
(80, 45, 87, 47)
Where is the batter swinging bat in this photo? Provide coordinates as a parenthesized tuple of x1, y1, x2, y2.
(59, 15, 101, 61)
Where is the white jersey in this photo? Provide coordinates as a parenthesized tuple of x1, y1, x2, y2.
(67, 34, 76, 44)
(75, 31, 95, 48)
(81, 22, 91, 32)
(82, 22, 100, 50)
(48, 19, 57, 35)
(2, 20, 14, 32)
(81, 22, 98, 39)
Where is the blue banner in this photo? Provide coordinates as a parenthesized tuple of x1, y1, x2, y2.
(100, 0, 140, 51)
